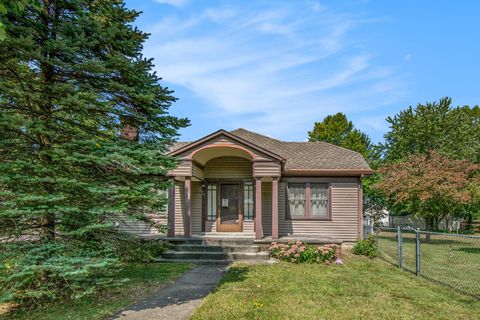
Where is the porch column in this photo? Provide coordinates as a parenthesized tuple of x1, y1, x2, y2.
(184, 177, 191, 237)
(272, 177, 279, 239)
(255, 177, 262, 239)
(167, 183, 175, 237)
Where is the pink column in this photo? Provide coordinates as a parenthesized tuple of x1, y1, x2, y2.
(272, 177, 279, 239)
(167, 184, 175, 237)
(184, 177, 191, 237)
(255, 177, 262, 239)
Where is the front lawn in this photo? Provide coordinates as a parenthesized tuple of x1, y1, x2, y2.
(192, 257, 479, 320)
(1, 262, 191, 320)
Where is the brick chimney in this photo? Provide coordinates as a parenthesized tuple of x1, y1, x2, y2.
(120, 117, 139, 142)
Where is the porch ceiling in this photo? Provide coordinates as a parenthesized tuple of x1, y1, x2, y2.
(192, 146, 253, 166)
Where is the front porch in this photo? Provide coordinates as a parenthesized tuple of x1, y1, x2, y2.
(167, 130, 284, 240)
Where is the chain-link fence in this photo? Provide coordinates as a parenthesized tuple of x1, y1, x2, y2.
(374, 227, 480, 299)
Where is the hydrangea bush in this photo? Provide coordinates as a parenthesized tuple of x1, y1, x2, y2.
(270, 240, 337, 264)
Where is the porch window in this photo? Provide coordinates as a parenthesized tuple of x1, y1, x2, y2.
(207, 184, 217, 220)
(287, 183, 306, 216)
(244, 182, 254, 220)
(287, 183, 330, 219)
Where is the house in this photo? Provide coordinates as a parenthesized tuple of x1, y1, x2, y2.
(163, 128, 373, 244)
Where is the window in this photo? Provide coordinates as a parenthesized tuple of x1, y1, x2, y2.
(207, 184, 217, 220)
(287, 183, 330, 219)
(310, 184, 328, 217)
(288, 183, 306, 217)
(244, 182, 254, 220)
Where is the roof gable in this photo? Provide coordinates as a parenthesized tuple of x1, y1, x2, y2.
(168, 129, 285, 162)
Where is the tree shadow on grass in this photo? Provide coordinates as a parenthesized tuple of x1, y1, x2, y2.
(217, 265, 250, 286)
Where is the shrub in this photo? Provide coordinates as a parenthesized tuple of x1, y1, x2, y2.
(0, 241, 121, 304)
(0, 232, 172, 305)
(270, 240, 337, 264)
(352, 236, 377, 258)
(116, 238, 172, 263)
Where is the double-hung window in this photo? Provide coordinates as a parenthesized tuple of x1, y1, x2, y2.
(243, 182, 254, 220)
(207, 184, 217, 220)
(287, 183, 330, 219)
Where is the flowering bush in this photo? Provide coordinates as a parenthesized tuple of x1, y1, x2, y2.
(269, 240, 337, 264)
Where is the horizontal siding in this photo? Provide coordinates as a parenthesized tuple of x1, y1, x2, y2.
(253, 161, 281, 177)
(174, 181, 185, 236)
(191, 182, 202, 235)
(169, 160, 191, 177)
(243, 220, 254, 233)
(204, 157, 253, 179)
(192, 163, 204, 180)
(205, 220, 216, 233)
(115, 214, 168, 237)
(278, 181, 359, 242)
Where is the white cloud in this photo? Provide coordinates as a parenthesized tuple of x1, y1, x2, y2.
(144, 1, 406, 139)
(153, 0, 187, 7)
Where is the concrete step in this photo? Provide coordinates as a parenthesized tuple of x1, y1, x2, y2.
(155, 258, 231, 266)
(174, 244, 224, 252)
(162, 251, 228, 260)
(219, 245, 261, 253)
(166, 238, 204, 245)
(228, 252, 271, 261)
(203, 238, 256, 246)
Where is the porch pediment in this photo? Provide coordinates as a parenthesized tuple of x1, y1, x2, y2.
(168, 129, 283, 178)
(169, 129, 284, 163)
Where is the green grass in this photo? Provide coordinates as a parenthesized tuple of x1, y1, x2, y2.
(192, 257, 479, 320)
(377, 231, 480, 296)
(1, 262, 191, 320)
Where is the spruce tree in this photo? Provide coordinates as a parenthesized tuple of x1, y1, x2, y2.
(0, 0, 188, 302)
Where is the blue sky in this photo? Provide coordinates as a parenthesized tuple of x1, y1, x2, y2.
(125, 0, 480, 143)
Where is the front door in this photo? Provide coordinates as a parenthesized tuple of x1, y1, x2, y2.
(217, 183, 242, 232)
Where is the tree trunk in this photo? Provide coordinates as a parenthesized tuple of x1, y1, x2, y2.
(40, 212, 55, 241)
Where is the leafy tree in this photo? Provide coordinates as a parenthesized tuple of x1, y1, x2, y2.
(308, 112, 372, 159)
(0, 0, 188, 303)
(382, 97, 480, 163)
(373, 152, 480, 230)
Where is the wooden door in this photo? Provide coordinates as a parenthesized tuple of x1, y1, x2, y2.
(217, 183, 242, 232)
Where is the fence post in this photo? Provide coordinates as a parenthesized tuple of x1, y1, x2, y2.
(375, 228, 379, 256)
(415, 228, 421, 276)
(397, 226, 403, 268)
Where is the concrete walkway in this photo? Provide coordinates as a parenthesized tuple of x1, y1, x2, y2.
(111, 265, 227, 320)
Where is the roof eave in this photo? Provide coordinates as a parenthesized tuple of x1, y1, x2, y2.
(283, 168, 375, 177)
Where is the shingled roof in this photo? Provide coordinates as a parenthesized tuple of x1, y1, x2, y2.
(230, 128, 372, 171)
(169, 128, 373, 173)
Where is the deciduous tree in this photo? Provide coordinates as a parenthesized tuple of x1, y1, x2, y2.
(382, 97, 480, 163)
(308, 112, 372, 159)
(373, 152, 480, 230)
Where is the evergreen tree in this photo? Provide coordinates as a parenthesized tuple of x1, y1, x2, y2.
(0, 0, 188, 302)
